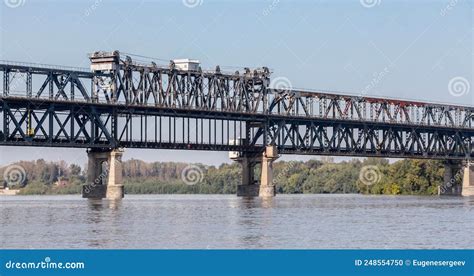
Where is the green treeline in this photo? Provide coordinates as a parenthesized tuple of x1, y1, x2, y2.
(0, 158, 446, 196)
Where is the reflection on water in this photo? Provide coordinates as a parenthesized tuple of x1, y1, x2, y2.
(87, 199, 122, 211)
(236, 197, 277, 248)
(83, 199, 124, 248)
(464, 196, 474, 208)
(0, 194, 473, 249)
(88, 199, 105, 212)
(239, 196, 275, 209)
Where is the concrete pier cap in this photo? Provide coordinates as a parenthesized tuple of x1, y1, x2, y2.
(82, 148, 124, 200)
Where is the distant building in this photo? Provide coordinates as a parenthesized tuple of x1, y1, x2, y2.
(0, 181, 19, 195)
(55, 178, 70, 187)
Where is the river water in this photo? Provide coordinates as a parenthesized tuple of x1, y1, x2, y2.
(0, 194, 472, 249)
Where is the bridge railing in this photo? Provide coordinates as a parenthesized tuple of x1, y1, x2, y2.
(0, 60, 90, 73)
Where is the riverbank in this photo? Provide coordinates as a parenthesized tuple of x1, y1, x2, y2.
(2, 157, 450, 196)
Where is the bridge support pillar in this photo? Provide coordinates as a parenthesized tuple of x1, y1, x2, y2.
(232, 146, 279, 197)
(259, 146, 279, 197)
(462, 163, 474, 197)
(236, 157, 259, 197)
(82, 148, 124, 200)
(439, 161, 462, 196)
(231, 146, 278, 197)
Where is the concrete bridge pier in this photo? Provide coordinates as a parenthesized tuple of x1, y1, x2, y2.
(259, 146, 279, 197)
(232, 146, 279, 197)
(82, 148, 124, 200)
(440, 161, 463, 195)
(236, 156, 259, 197)
(462, 162, 474, 196)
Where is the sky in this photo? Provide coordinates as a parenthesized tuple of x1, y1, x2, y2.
(0, 0, 472, 167)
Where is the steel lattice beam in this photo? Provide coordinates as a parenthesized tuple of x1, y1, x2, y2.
(0, 52, 473, 160)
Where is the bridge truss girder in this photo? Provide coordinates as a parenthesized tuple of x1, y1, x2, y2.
(1, 61, 472, 130)
(1, 98, 473, 160)
(0, 99, 264, 153)
(257, 119, 474, 159)
(268, 90, 474, 129)
(96, 64, 269, 114)
(0, 58, 473, 160)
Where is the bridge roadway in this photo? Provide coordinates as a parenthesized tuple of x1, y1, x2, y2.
(0, 51, 473, 199)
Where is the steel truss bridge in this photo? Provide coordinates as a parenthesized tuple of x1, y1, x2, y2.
(0, 51, 473, 160)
